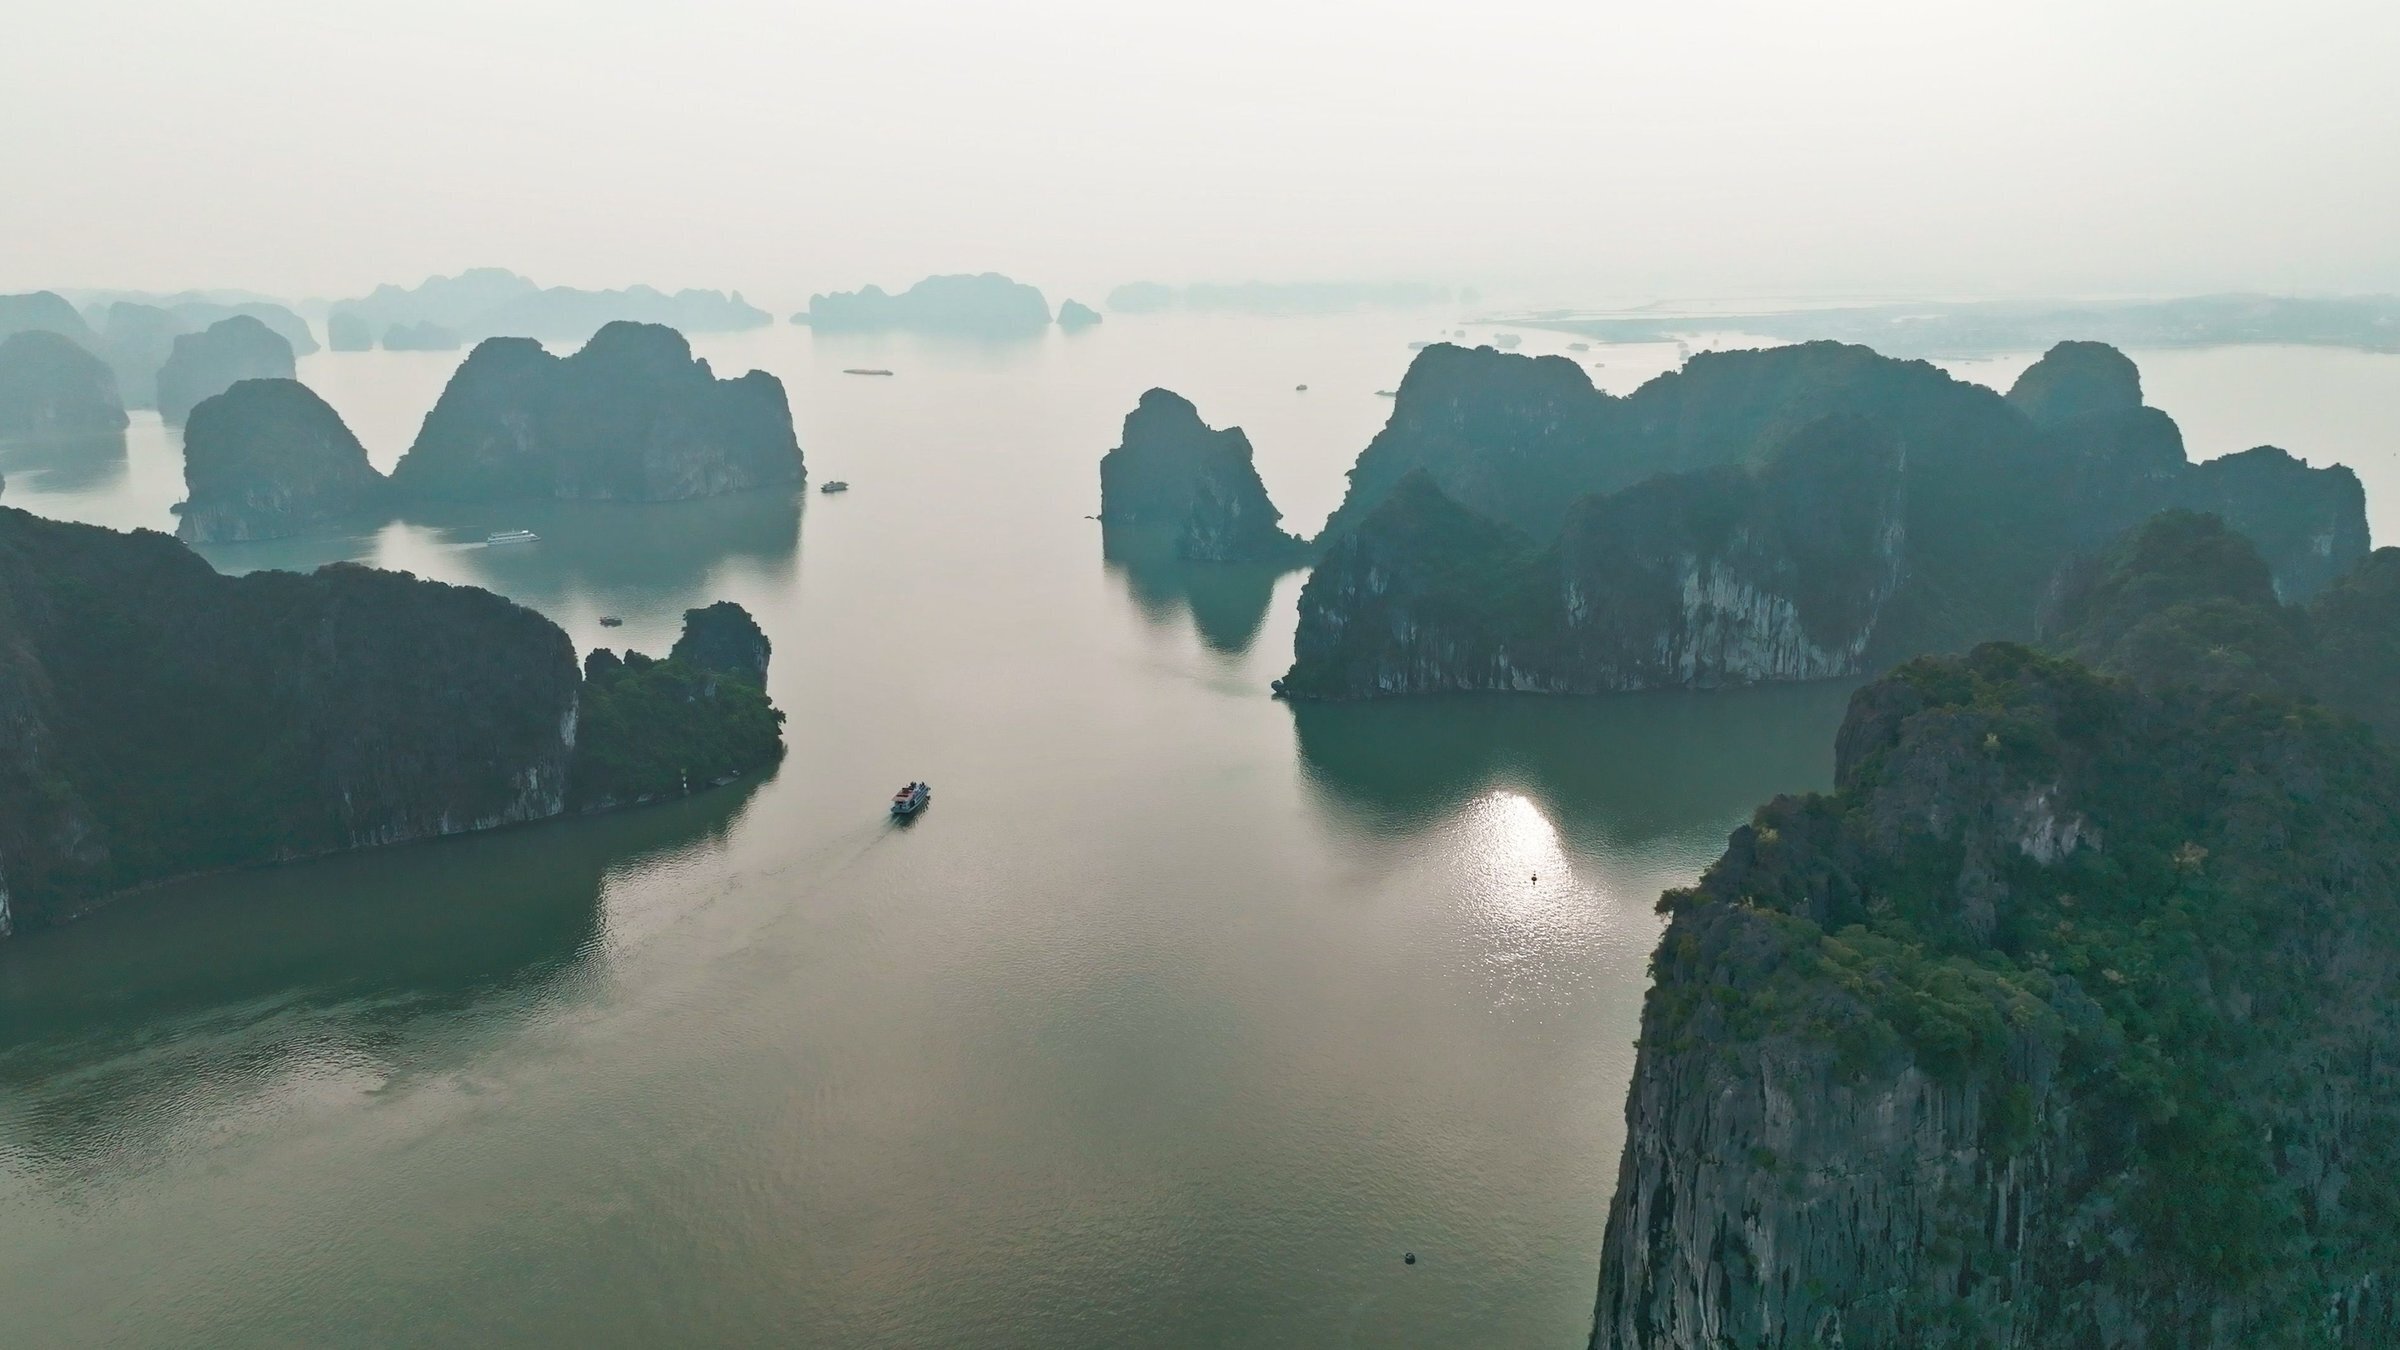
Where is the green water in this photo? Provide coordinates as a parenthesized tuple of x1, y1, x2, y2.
(2, 315, 2392, 1346)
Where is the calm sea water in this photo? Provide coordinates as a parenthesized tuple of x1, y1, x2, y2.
(2, 315, 2394, 1347)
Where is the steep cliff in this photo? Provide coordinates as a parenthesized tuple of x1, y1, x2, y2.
(1591, 642, 2400, 1347)
(1281, 416, 1905, 697)
(0, 329, 128, 439)
(0, 506, 579, 935)
(1287, 340, 2366, 699)
(155, 315, 297, 425)
(389, 321, 804, 501)
(1098, 389, 1303, 561)
(174, 378, 387, 543)
(798, 273, 1051, 335)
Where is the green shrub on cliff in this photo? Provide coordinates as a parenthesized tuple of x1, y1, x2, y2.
(570, 604, 784, 810)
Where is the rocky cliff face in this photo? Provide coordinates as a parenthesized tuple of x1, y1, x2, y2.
(1287, 340, 2367, 699)
(0, 330, 128, 439)
(1098, 389, 1302, 562)
(0, 506, 579, 932)
(1590, 642, 2400, 1347)
(389, 321, 804, 502)
(1282, 417, 1905, 698)
(175, 378, 387, 543)
(155, 315, 297, 425)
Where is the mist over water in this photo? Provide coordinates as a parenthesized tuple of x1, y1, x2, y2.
(3, 313, 2395, 1345)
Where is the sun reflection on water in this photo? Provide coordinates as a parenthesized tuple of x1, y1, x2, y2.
(1442, 788, 1624, 1007)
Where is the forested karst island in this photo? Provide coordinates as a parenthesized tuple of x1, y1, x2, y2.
(0, 505, 783, 939)
(1277, 340, 2365, 699)
(796, 273, 1052, 335)
(1097, 388, 1303, 562)
(328, 268, 771, 344)
(173, 379, 385, 543)
(1594, 512, 2400, 1346)
(0, 329, 129, 440)
(390, 321, 804, 502)
(156, 314, 298, 426)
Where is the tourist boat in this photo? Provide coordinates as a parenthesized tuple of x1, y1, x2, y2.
(598, 615, 623, 627)
(842, 368, 895, 376)
(485, 529, 539, 546)
(821, 480, 850, 494)
(890, 781, 931, 817)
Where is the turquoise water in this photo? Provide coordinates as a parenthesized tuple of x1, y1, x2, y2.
(1, 315, 2391, 1346)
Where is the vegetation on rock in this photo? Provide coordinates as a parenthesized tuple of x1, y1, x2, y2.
(390, 321, 803, 502)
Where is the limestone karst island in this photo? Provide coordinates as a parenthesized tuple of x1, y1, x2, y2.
(3, 4, 2395, 1347)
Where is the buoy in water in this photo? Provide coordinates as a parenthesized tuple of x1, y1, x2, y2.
(1403, 1252, 1417, 1265)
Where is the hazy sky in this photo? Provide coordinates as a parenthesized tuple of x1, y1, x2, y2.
(7, 0, 2397, 307)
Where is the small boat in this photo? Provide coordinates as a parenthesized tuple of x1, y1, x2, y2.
(598, 615, 623, 627)
(890, 781, 931, 817)
(485, 529, 539, 546)
(1374, 389, 1396, 398)
(821, 480, 850, 494)
(842, 367, 895, 377)
(1294, 383, 1308, 391)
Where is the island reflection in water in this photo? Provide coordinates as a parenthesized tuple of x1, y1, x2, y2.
(180, 486, 805, 653)
(0, 430, 129, 497)
(0, 781, 766, 1182)
(1292, 679, 1860, 852)
(1103, 523, 1302, 656)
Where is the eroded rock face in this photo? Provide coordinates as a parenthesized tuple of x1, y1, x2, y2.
(1281, 418, 1907, 698)
(389, 321, 803, 501)
(2007, 338, 2144, 425)
(1098, 389, 1302, 562)
(0, 506, 580, 934)
(175, 378, 386, 543)
(1591, 643, 2400, 1347)
(155, 315, 296, 425)
(1285, 339, 2367, 699)
(0, 330, 128, 439)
